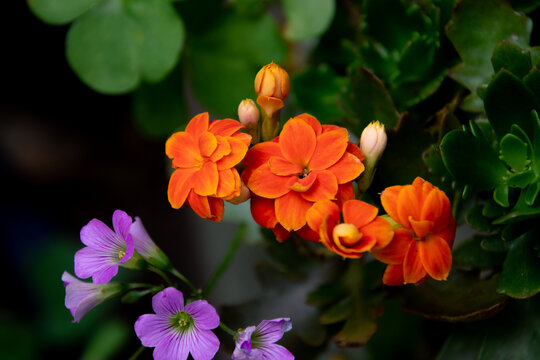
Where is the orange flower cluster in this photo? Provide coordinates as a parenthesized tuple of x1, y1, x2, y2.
(166, 113, 251, 222)
(372, 177, 456, 285)
(242, 114, 365, 241)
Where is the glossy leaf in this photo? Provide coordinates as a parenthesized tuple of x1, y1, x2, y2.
(66, 0, 185, 94)
(491, 40, 532, 79)
(466, 205, 493, 232)
(440, 129, 508, 191)
(453, 236, 505, 267)
(493, 189, 540, 224)
(283, 0, 335, 41)
(498, 231, 540, 298)
(523, 68, 540, 103)
(399, 270, 508, 322)
(28, 0, 103, 25)
(446, 0, 529, 111)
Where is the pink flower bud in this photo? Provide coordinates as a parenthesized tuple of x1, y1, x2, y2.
(238, 99, 259, 129)
(360, 121, 387, 163)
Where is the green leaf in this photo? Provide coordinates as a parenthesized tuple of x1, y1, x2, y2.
(509, 0, 540, 12)
(66, 0, 184, 94)
(493, 189, 540, 224)
(133, 66, 187, 139)
(283, 0, 335, 41)
(498, 231, 540, 298)
(484, 69, 540, 140)
(446, 0, 529, 111)
(319, 297, 352, 325)
(28, 0, 104, 25)
(491, 40, 532, 79)
(523, 68, 540, 104)
(292, 65, 347, 124)
(493, 184, 509, 207)
(454, 236, 506, 267)
(188, 13, 286, 117)
(307, 280, 346, 306)
(440, 129, 508, 191)
(348, 67, 400, 130)
(399, 270, 508, 322)
(466, 205, 494, 232)
(394, 34, 437, 85)
(482, 197, 506, 218)
(481, 235, 510, 253)
(525, 182, 540, 205)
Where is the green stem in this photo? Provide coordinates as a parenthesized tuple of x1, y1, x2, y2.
(203, 223, 246, 298)
(128, 346, 145, 360)
(126, 283, 157, 290)
(170, 268, 199, 296)
(219, 321, 237, 337)
(148, 266, 173, 287)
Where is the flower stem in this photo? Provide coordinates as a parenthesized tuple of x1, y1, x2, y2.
(219, 321, 237, 336)
(128, 346, 145, 360)
(148, 265, 173, 287)
(170, 268, 199, 296)
(202, 223, 246, 298)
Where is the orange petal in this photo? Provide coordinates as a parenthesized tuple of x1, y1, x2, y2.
(289, 171, 317, 192)
(295, 113, 322, 136)
(166, 132, 202, 168)
(397, 184, 422, 227)
(409, 218, 434, 239)
(243, 142, 282, 169)
(327, 152, 364, 184)
(371, 227, 412, 265)
(257, 95, 284, 115)
(306, 200, 340, 233)
(269, 156, 302, 176)
(343, 200, 378, 228)
(321, 124, 341, 133)
(216, 168, 239, 199)
(296, 225, 320, 242)
(208, 197, 225, 222)
(168, 168, 195, 209)
(346, 142, 365, 163)
(247, 164, 291, 198)
(185, 113, 209, 138)
(382, 264, 405, 286)
(333, 224, 376, 257)
(199, 132, 217, 157)
(232, 132, 252, 147)
(191, 161, 219, 196)
(336, 183, 355, 207)
(438, 218, 457, 248)
(380, 185, 402, 226)
(309, 128, 348, 170)
(422, 188, 453, 234)
(209, 135, 232, 162)
(208, 119, 243, 136)
(187, 191, 211, 219)
(319, 213, 339, 252)
(301, 170, 338, 201)
(418, 234, 452, 281)
(275, 191, 313, 231)
(279, 118, 316, 167)
(403, 242, 427, 284)
(217, 137, 248, 170)
(361, 216, 394, 249)
(250, 196, 277, 228)
(272, 224, 291, 242)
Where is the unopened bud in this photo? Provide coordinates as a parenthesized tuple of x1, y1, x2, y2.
(227, 182, 251, 205)
(238, 99, 259, 129)
(360, 121, 387, 164)
(333, 223, 362, 246)
(254, 62, 290, 101)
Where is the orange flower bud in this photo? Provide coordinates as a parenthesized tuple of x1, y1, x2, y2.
(227, 182, 251, 205)
(238, 99, 260, 129)
(254, 62, 290, 101)
(360, 121, 387, 164)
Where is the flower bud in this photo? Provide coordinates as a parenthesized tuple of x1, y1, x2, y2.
(227, 182, 251, 205)
(254, 62, 290, 101)
(333, 223, 362, 247)
(360, 121, 387, 163)
(238, 99, 260, 128)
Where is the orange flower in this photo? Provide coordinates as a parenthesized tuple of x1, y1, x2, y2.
(254, 62, 290, 116)
(306, 200, 393, 258)
(242, 114, 364, 239)
(372, 177, 456, 285)
(166, 113, 251, 221)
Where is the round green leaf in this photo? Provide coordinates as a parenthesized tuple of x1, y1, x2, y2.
(66, 0, 184, 94)
(283, 0, 335, 41)
(491, 40, 532, 80)
(28, 0, 104, 25)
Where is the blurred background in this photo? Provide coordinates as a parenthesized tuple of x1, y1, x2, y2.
(4, 0, 540, 359)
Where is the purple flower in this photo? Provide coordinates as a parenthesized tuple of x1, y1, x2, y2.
(62, 271, 123, 322)
(130, 217, 171, 270)
(75, 209, 134, 284)
(232, 318, 294, 360)
(135, 287, 220, 360)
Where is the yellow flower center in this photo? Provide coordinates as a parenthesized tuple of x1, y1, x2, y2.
(118, 250, 125, 260)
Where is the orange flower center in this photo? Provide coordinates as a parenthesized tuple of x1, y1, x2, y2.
(300, 167, 310, 179)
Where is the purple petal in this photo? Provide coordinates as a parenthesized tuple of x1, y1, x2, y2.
(62, 271, 77, 287)
(118, 233, 134, 264)
(153, 332, 189, 360)
(80, 219, 124, 251)
(130, 217, 154, 255)
(256, 318, 292, 345)
(74, 247, 119, 284)
(232, 347, 263, 360)
(260, 344, 294, 360)
(72, 296, 102, 323)
(184, 300, 220, 330)
(152, 287, 184, 315)
(186, 329, 219, 360)
(112, 209, 132, 238)
(135, 314, 172, 347)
